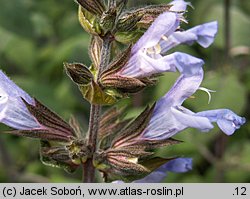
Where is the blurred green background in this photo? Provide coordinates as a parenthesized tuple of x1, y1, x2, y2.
(0, 0, 249, 182)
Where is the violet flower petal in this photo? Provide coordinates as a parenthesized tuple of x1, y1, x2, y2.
(195, 109, 246, 135)
(141, 55, 245, 139)
(160, 21, 218, 53)
(133, 170, 167, 183)
(119, 6, 217, 78)
(132, 12, 179, 53)
(0, 70, 34, 104)
(159, 158, 193, 173)
(120, 52, 204, 78)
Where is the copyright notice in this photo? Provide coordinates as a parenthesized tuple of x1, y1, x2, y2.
(0, 183, 248, 199)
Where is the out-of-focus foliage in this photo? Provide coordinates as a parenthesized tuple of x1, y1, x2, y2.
(0, 0, 249, 182)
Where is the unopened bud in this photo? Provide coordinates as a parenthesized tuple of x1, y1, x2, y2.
(116, 11, 142, 32)
(100, 7, 117, 32)
(66, 139, 91, 164)
(40, 141, 79, 173)
(76, 0, 105, 16)
(64, 63, 93, 85)
(78, 6, 103, 35)
(137, 4, 172, 28)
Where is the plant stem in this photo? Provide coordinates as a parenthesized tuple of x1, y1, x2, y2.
(83, 34, 112, 183)
(224, 0, 231, 62)
(83, 105, 101, 183)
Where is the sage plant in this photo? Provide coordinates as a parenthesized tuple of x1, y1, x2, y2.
(0, 0, 246, 183)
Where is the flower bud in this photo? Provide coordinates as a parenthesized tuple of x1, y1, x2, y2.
(114, 4, 171, 44)
(100, 7, 117, 33)
(40, 141, 80, 173)
(136, 4, 172, 29)
(76, 0, 105, 16)
(66, 140, 91, 164)
(64, 63, 93, 85)
(99, 46, 156, 93)
(78, 6, 103, 35)
(116, 11, 143, 32)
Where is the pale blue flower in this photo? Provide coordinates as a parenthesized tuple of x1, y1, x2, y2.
(118, 0, 217, 78)
(0, 70, 41, 130)
(140, 56, 246, 140)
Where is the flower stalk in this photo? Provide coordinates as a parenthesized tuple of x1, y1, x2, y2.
(83, 34, 113, 183)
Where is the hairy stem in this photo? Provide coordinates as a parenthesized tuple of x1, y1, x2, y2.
(224, 0, 231, 61)
(83, 35, 112, 183)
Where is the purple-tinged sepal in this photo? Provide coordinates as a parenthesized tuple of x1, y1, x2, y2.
(100, 46, 157, 94)
(115, 3, 173, 44)
(9, 98, 76, 142)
